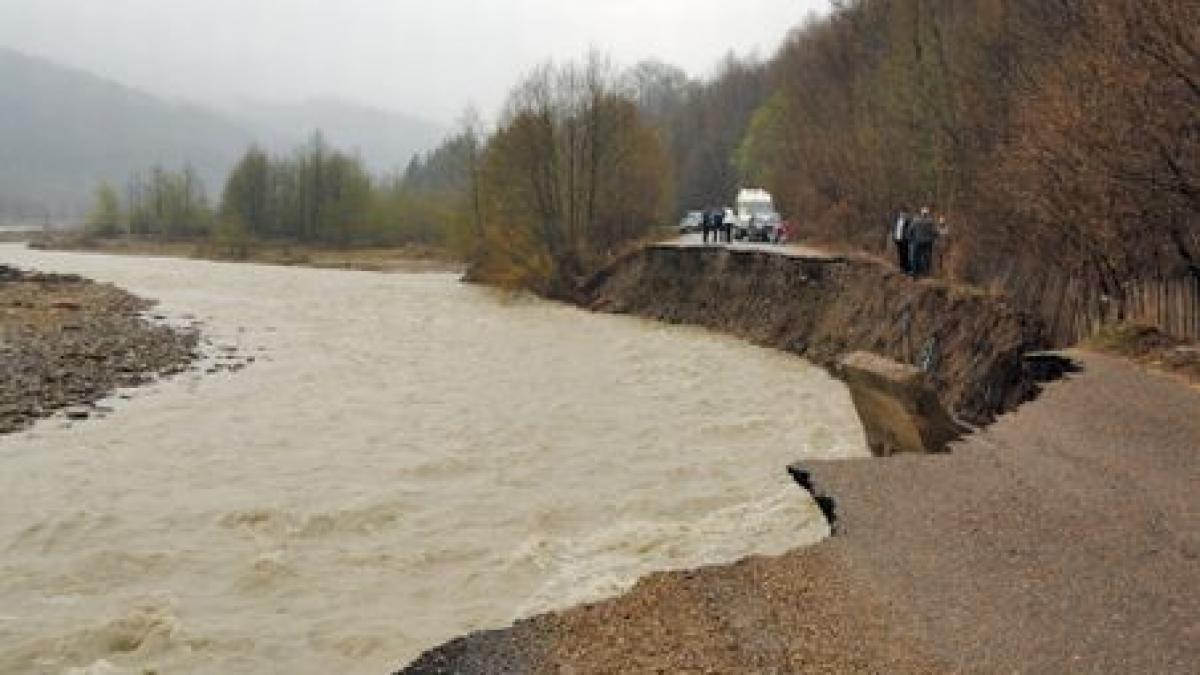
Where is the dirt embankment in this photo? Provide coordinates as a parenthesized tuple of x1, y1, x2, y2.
(579, 244, 1051, 425)
(0, 264, 199, 434)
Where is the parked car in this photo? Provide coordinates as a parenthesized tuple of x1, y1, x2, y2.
(733, 188, 782, 242)
(678, 210, 704, 234)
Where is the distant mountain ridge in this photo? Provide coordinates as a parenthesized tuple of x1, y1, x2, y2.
(0, 47, 444, 221)
(220, 98, 445, 178)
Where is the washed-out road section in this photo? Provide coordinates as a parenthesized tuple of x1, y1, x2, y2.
(406, 242, 1199, 673)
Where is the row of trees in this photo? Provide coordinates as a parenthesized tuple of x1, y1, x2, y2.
(382, 51, 794, 292)
(219, 135, 373, 245)
(88, 166, 212, 239)
(469, 55, 670, 292)
(88, 133, 457, 251)
(83, 54, 741, 290)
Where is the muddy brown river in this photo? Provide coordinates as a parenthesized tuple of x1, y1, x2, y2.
(0, 244, 867, 674)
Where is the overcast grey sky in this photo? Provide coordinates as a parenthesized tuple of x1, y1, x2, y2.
(0, 0, 828, 124)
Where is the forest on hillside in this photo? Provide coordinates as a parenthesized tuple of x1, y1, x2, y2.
(445, 0, 1199, 334)
(740, 0, 1199, 339)
(0, 46, 444, 221)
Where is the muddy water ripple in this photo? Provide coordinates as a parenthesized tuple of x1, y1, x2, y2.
(0, 244, 866, 674)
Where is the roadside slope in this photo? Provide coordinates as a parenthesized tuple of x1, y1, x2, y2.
(581, 244, 1050, 425)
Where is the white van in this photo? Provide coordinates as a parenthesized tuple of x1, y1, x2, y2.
(734, 188, 781, 242)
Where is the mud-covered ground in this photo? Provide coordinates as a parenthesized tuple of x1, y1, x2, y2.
(0, 264, 199, 434)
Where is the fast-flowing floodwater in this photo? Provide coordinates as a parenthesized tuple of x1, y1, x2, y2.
(0, 244, 867, 674)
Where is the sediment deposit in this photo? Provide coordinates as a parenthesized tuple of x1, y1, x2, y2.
(0, 264, 198, 434)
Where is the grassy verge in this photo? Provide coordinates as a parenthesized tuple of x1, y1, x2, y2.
(1087, 323, 1200, 384)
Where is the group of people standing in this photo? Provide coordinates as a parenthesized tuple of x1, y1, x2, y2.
(892, 205, 945, 277)
(701, 208, 732, 243)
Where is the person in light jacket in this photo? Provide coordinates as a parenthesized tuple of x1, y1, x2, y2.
(892, 206, 913, 273)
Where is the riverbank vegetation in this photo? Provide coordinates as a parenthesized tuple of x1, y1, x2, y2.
(695, 0, 1197, 344)
(75, 0, 1197, 341)
(465, 56, 671, 293)
(552, 0, 1195, 344)
(743, 0, 1197, 343)
(77, 56, 672, 293)
(450, 0, 1198, 340)
(78, 132, 457, 257)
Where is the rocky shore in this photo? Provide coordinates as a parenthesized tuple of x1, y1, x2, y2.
(0, 264, 199, 434)
(403, 544, 946, 674)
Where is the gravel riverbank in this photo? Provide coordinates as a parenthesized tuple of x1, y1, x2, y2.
(0, 264, 199, 434)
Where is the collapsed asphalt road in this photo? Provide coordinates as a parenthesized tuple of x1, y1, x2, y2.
(403, 350, 1199, 673)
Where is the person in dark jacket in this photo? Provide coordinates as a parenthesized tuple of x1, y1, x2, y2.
(711, 208, 725, 244)
(892, 206, 913, 273)
(701, 209, 713, 243)
(909, 206, 936, 277)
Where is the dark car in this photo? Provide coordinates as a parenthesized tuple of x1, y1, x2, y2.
(678, 211, 704, 234)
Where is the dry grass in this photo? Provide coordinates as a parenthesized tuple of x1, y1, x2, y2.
(1087, 323, 1200, 384)
(32, 236, 464, 274)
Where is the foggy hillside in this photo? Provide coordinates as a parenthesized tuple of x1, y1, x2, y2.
(221, 98, 444, 177)
(0, 47, 249, 220)
(0, 47, 443, 221)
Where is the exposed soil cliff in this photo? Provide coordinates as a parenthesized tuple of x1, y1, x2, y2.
(579, 244, 1052, 425)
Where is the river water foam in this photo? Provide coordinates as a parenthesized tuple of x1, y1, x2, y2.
(0, 244, 867, 674)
